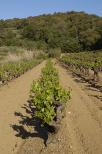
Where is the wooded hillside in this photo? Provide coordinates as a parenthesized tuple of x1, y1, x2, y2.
(0, 11, 102, 52)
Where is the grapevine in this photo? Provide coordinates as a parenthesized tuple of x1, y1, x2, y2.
(30, 60, 71, 127)
(60, 51, 102, 82)
(0, 59, 42, 86)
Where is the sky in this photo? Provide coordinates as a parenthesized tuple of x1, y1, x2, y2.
(0, 0, 102, 19)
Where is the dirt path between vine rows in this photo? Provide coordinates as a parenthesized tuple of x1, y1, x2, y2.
(17, 62, 102, 154)
(0, 61, 46, 154)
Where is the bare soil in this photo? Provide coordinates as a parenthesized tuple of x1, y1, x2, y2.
(0, 61, 46, 154)
(0, 61, 102, 154)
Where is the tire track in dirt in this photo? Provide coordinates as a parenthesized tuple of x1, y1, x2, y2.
(0, 61, 46, 154)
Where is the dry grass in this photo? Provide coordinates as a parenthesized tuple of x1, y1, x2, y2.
(5, 50, 34, 62)
(0, 46, 45, 64)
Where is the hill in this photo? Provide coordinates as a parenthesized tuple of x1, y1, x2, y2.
(0, 11, 102, 52)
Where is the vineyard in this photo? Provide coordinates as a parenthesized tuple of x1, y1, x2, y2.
(0, 59, 43, 86)
(30, 60, 71, 134)
(1, 2, 102, 153)
(60, 51, 102, 87)
(0, 42, 102, 154)
(0, 56, 102, 154)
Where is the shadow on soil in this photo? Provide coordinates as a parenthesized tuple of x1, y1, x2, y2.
(11, 101, 48, 146)
(89, 94, 102, 102)
(60, 63, 102, 101)
(71, 72, 102, 92)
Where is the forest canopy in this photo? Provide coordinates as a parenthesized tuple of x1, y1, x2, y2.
(0, 11, 102, 52)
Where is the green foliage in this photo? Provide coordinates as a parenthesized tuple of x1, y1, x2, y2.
(61, 38, 81, 52)
(0, 11, 102, 52)
(48, 48, 61, 58)
(30, 60, 71, 124)
(60, 51, 102, 81)
(0, 59, 42, 85)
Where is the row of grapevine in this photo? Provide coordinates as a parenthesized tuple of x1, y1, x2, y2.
(30, 60, 71, 132)
(60, 52, 102, 82)
(0, 59, 42, 86)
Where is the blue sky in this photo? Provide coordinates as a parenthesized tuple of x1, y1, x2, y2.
(0, 0, 102, 19)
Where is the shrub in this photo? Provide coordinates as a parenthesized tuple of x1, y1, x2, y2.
(48, 48, 61, 58)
